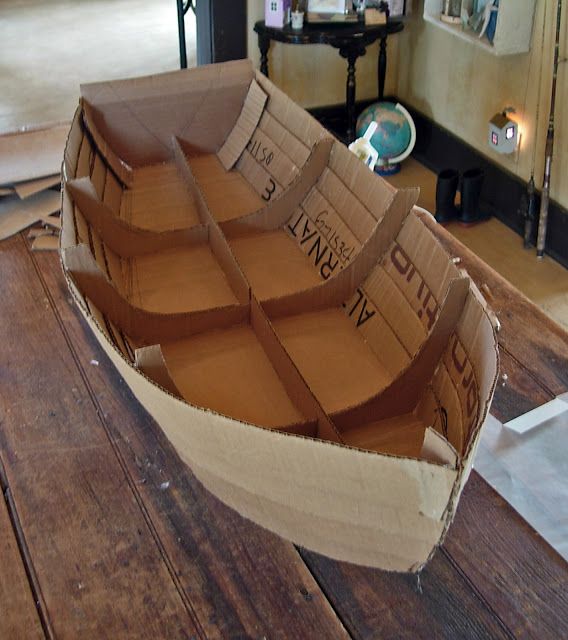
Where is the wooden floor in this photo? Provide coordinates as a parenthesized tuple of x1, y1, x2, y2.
(386, 158, 568, 331)
(1, 218, 567, 639)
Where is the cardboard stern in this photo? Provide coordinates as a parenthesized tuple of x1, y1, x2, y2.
(60, 62, 499, 572)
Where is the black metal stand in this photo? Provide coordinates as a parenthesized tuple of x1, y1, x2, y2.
(254, 19, 404, 143)
(176, 0, 195, 69)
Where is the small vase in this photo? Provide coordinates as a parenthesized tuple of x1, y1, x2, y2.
(291, 11, 304, 29)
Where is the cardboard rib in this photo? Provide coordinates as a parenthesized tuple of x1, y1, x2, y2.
(63, 243, 248, 345)
(66, 178, 207, 257)
(217, 79, 268, 171)
(333, 276, 470, 428)
(219, 137, 334, 237)
(59, 61, 500, 572)
(261, 187, 419, 317)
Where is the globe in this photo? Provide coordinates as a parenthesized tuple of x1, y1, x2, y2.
(356, 102, 415, 175)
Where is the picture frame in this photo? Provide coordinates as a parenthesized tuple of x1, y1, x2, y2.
(307, 0, 349, 15)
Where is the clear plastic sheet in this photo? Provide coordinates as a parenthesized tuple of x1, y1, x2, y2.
(475, 398, 568, 562)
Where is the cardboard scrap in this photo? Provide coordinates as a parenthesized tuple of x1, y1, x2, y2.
(0, 124, 69, 185)
(0, 187, 14, 196)
(40, 214, 62, 230)
(28, 227, 57, 239)
(0, 190, 60, 241)
(13, 174, 61, 199)
(31, 235, 60, 252)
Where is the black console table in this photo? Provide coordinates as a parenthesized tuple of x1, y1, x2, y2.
(254, 18, 404, 142)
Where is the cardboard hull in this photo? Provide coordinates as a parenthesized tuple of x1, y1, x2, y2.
(60, 60, 499, 572)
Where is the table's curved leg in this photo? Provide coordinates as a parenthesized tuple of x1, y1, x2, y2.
(378, 35, 387, 101)
(259, 35, 270, 77)
(340, 45, 366, 143)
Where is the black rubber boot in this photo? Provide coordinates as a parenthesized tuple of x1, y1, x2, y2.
(459, 168, 488, 225)
(435, 169, 459, 224)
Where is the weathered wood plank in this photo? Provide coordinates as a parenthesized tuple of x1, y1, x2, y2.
(300, 548, 512, 640)
(0, 235, 202, 639)
(490, 349, 554, 424)
(441, 352, 568, 640)
(444, 474, 568, 640)
(31, 246, 351, 638)
(0, 491, 44, 640)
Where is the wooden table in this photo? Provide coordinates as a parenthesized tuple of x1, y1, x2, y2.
(254, 19, 404, 142)
(1, 216, 567, 639)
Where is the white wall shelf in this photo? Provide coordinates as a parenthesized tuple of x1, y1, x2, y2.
(423, 0, 537, 56)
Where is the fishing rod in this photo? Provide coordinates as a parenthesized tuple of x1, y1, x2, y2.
(536, 0, 563, 258)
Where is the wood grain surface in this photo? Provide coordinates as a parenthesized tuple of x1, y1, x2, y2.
(0, 221, 566, 639)
(0, 491, 43, 639)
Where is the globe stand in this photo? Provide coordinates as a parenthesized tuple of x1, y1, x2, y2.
(356, 102, 416, 176)
(375, 162, 401, 176)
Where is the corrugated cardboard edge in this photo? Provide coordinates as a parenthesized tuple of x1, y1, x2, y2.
(81, 101, 134, 187)
(217, 79, 268, 171)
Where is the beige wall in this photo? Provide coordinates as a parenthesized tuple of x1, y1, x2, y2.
(395, 0, 568, 207)
(246, 0, 399, 107)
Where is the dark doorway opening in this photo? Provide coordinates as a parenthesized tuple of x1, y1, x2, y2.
(177, 0, 247, 68)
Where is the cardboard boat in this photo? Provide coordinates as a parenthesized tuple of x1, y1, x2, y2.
(60, 60, 499, 572)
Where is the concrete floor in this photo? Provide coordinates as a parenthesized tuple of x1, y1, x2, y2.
(0, 0, 196, 132)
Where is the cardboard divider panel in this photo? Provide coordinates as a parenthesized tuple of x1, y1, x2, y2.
(208, 222, 250, 305)
(63, 244, 248, 344)
(271, 308, 393, 415)
(255, 71, 327, 150)
(328, 142, 397, 222)
(257, 111, 311, 169)
(160, 321, 314, 434)
(172, 137, 222, 226)
(250, 297, 341, 443)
